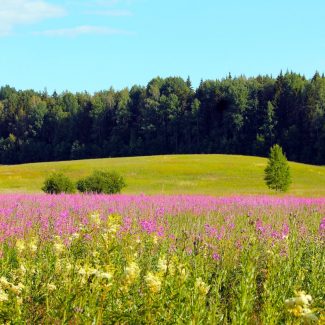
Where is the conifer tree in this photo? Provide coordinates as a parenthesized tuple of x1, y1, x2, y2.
(264, 144, 291, 192)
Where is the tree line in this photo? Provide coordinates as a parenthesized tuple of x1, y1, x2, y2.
(0, 71, 325, 165)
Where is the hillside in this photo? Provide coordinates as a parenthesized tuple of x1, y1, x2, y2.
(0, 154, 324, 196)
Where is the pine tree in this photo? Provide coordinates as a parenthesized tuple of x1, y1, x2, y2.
(264, 144, 291, 192)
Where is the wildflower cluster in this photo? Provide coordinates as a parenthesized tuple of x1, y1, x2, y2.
(0, 276, 25, 304)
(195, 277, 210, 296)
(285, 291, 318, 323)
(0, 195, 324, 324)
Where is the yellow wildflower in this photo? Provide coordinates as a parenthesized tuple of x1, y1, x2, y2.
(19, 264, 27, 276)
(124, 262, 140, 284)
(107, 224, 120, 234)
(285, 291, 318, 322)
(152, 235, 158, 245)
(54, 243, 65, 254)
(0, 277, 10, 289)
(29, 244, 37, 253)
(178, 265, 188, 283)
(0, 289, 8, 302)
(65, 262, 72, 271)
(195, 277, 210, 296)
(294, 291, 312, 306)
(78, 265, 98, 278)
(53, 236, 65, 255)
(29, 237, 38, 253)
(47, 284, 57, 292)
(71, 232, 80, 240)
(89, 212, 101, 226)
(108, 214, 121, 225)
(301, 308, 318, 321)
(97, 272, 113, 280)
(104, 283, 113, 290)
(10, 283, 25, 295)
(291, 305, 304, 317)
(144, 272, 161, 293)
(16, 239, 25, 253)
(157, 256, 168, 274)
(284, 298, 296, 308)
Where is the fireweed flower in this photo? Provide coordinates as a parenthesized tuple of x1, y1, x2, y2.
(320, 217, 325, 235)
(212, 253, 221, 261)
(144, 272, 162, 294)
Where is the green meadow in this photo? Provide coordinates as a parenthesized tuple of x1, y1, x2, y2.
(0, 154, 324, 196)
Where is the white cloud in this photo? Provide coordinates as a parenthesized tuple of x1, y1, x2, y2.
(0, 0, 65, 36)
(34, 25, 132, 37)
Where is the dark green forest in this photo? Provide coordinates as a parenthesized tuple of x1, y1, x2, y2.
(1, 72, 325, 165)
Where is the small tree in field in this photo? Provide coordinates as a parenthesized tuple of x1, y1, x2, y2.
(264, 144, 291, 192)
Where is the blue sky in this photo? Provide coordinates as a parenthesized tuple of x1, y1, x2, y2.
(1, 0, 325, 93)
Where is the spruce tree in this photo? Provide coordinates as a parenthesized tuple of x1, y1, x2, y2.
(264, 144, 291, 192)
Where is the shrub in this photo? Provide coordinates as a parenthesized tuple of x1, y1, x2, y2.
(264, 144, 292, 192)
(76, 170, 126, 194)
(42, 172, 76, 194)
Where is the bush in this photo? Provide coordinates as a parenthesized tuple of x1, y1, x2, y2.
(264, 144, 292, 192)
(76, 170, 126, 194)
(42, 172, 76, 194)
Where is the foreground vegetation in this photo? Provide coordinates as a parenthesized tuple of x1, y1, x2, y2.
(0, 154, 324, 196)
(0, 194, 324, 323)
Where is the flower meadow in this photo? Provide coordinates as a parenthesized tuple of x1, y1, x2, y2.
(0, 194, 324, 324)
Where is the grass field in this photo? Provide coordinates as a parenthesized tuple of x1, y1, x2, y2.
(0, 154, 324, 196)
